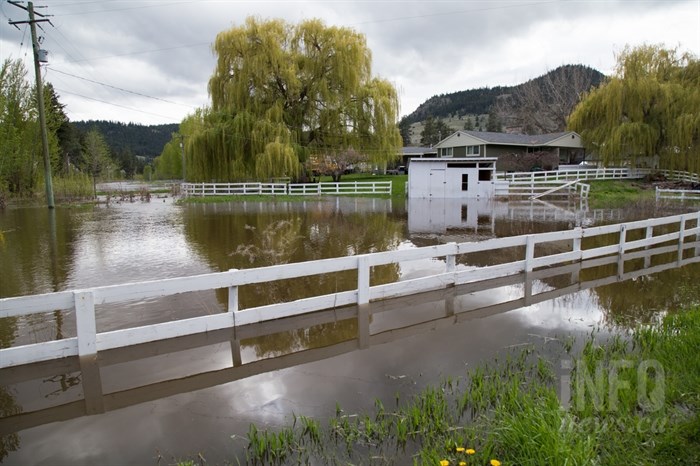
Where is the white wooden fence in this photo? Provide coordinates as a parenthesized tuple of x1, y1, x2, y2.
(182, 181, 392, 197)
(1, 211, 699, 369)
(496, 167, 639, 184)
(3, 247, 697, 434)
(507, 179, 590, 199)
(656, 187, 700, 201)
(497, 168, 698, 200)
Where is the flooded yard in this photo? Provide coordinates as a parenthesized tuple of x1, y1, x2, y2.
(1, 196, 699, 464)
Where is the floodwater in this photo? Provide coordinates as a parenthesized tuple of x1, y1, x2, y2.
(1, 195, 699, 464)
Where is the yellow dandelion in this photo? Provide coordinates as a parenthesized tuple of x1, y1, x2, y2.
(466, 448, 476, 455)
(456, 447, 465, 453)
(490, 460, 501, 466)
(459, 462, 466, 466)
(440, 460, 449, 466)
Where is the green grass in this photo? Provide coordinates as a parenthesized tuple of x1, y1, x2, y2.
(587, 179, 655, 208)
(188, 306, 700, 465)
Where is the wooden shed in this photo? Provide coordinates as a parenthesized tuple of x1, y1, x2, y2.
(407, 157, 498, 198)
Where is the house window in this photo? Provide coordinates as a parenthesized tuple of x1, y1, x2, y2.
(461, 174, 469, 191)
(478, 169, 491, 181)
(440, 147, 453, 158)
(467, 145, 480, 155)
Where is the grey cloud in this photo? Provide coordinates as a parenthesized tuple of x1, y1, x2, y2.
(2, 0, 696, 124)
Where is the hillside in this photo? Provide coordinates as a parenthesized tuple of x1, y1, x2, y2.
(72, 120, 179, 160)
(402, 65, 605, 145)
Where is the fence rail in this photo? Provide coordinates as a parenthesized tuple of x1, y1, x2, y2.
(496, 167, 640, 184)
(506, 180, 589, 199)
(1, 211, 699, 368)
(497, 168, 698, 199)
(4, 248, 697, 435)
(182, 181, 391, 197)
(656, 187, 700, 201)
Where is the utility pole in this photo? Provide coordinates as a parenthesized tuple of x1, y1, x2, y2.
(9, 1, 55, 209)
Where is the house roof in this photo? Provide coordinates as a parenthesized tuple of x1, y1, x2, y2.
(455, 130, 575, 146)
(402, 146, 437, 155)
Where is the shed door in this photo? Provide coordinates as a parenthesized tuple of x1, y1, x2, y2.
(429, 169, 446, 197)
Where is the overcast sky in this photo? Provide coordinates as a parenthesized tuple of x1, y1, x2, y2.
(1, 0, 698, 126)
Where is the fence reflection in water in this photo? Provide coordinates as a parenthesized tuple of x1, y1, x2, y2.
(1, 242, 699, 438)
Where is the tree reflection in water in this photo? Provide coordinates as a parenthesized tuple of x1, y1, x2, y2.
(183, 199, 405, 357)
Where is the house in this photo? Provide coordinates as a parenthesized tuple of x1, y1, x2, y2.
(433, 130, 585, 170)
(399, 146, 438, 169)
(401, 146, 438, 160)
(407, 157, 500, 199)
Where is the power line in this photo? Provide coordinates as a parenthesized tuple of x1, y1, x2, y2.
(53, 41, 211, 65)
(51, 0, 200, 16)
(54, 87, 182, 122)
(49, 68, 198, 109)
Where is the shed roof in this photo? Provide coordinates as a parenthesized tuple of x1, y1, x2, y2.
(410, 157, 498, 163)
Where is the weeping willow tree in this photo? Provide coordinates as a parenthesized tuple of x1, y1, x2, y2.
(179, 17, 402, 182)
(568, 45, 700, 172)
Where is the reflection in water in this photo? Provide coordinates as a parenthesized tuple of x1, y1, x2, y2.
(0, 206, 83, 298)
(408, 197, 497, 236)
(182, 198, 405, 309)
(1, 247, 698, 463)
(1, 194, 700, 463)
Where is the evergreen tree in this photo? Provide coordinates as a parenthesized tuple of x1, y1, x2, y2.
(82, 128, 112, 197)
(420, 116, 453, 146)
(486, 108, 502, 132)
(399, 119, 412, 146)
(463, 116, 474, 131)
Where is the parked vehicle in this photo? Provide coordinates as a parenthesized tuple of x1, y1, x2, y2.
(387, 166, 406, 175)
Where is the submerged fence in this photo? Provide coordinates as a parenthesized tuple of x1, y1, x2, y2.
(656, 187, 700, 201)
(1, 211, 699, 368)
(182, 181, 392, 197)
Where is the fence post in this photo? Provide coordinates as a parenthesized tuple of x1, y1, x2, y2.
(358, 304, 370, 349)
(228, 268, 239, 324)
(645, 225, 654, 248)
(74, 290, 97, 357)
(678, 215, 686, 262)
(357, 255, 370, 305)
(524, 272, 533, 305)
(572, 227, 582, 259)
(643, 225, 653, 267)
(525, 235, 535, 272)
(619, 224, 627, 254)
(79, 355, 105, 414)
(446, 242, 457, 285)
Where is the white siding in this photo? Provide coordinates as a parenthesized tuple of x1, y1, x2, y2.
(435, 132, 485, 150)
(408, 158, 497, 199)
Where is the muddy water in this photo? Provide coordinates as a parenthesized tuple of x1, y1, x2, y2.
(1, 196, 699, 464)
